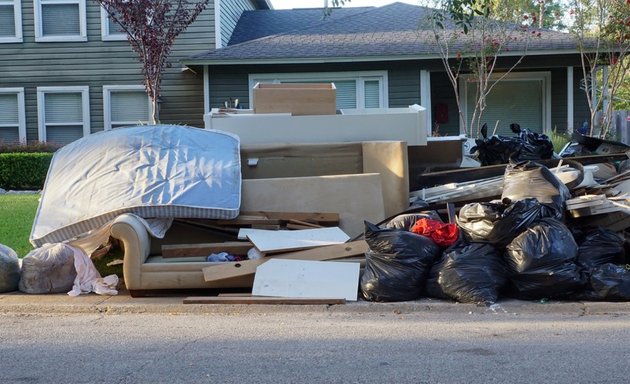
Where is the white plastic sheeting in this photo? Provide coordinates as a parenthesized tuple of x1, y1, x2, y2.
(30, 125, 241, 247)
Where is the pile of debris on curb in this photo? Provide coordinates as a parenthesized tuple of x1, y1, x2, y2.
(2, 124, 630, 307)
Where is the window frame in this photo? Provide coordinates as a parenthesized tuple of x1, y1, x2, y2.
(103, 85, 151, 130)
(36, 86, 90, 143)
(33, 0, 87, 42)
(248, 71, 389, 110)
(100, 6, 126, 41)
(0, 0, 22, 43)
(0, 87, 26, 143)
(459, 71, 551, 134)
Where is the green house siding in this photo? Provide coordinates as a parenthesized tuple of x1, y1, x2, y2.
(0, 1, 224, 142)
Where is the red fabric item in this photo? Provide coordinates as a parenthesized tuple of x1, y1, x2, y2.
(410, 218, 459, 247)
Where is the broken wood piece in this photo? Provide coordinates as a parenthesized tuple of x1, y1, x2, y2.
(183, 296, 346, 305)
(238, 211, 340, 226)
(162, 241, 254, 258)
(286, 223, 319, 230)
(252, 259, 360, 301)
(250, 224, 281, 231)
(215, 217, 282, 226)
(288, 219, 323, 228)
(202, 240, 368, 284)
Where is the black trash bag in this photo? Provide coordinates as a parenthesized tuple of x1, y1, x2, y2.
(431, 242, 507, 305)
(425, 261, 451, 301)
(471, 124, 554, 166)
(19, 243, 77, 294)
(573, 227, 625, 269)
(486, 198, 557, 247)
(457, 201, 503, 242)
(501, 159, 570, 218)
(361, 221, 441, 302)
(578, 264, 630, 301)
(0, 244, 21, 293)
(384, 212, 442, 231)
(505, 218, 583, 300)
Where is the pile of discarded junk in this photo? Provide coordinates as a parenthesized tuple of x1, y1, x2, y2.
(1, 119, 629, 306)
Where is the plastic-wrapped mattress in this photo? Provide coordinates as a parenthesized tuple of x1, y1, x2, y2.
(30, 125, 241, 247)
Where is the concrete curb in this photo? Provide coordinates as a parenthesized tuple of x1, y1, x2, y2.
(2, 290, 630, 316)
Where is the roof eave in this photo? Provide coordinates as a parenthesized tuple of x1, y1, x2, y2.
(182, 48, 583, 66)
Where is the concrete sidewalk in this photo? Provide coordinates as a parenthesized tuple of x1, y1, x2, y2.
(2, 290, 630, 316)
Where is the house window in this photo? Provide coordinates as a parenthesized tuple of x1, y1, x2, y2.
(34, 0, 87, 42)
(37, 86, 90, 145)
(0, 0, 22, 43)
(460, 72, 551, 135)
(249, 71, 388, 110)
(100, 7, 125, 41)
(0, 88, 26, 144)
(103, 85, 150, 129)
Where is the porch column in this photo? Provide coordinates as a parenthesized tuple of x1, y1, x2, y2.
(567, 66, 573, 133)
(203, 65, 210, 128)
(420, 70, 432, 137)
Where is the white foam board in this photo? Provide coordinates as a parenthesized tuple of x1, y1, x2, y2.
(252, 259, 360, 301)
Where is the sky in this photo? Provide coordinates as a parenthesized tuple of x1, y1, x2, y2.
(270, 0, 422, 10)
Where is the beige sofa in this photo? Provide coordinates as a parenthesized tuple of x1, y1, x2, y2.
(110, 141, 409, 296)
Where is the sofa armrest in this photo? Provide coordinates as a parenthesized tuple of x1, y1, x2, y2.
(110, 214, 151, 290)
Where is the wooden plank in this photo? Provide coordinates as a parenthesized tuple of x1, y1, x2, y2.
(286, 223, 320, 230)
(202, 240, 368, 283)
(288, 219, 323, 228)
(215, 218, 282, 226)
(238, 211, 340, 226)
(245, 227, 350, 253)
(183, 296, 346, 305)
(252, 259, 360, 301)
(162, 241, 253, 258)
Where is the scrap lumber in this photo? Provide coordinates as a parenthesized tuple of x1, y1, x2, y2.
(239, 227, 350, 253)
(415, 153, 629, 189)
(202, 240, 368, 284)
(183, 296, 346, 305)
(161, 241, 254, 259)
(566, 195, 630, 217)
(218, 211, 339, 227)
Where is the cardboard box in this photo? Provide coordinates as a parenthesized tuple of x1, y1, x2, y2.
(253, 82, 336, 115)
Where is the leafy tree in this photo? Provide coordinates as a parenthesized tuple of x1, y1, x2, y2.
(425, 0, 537, 137)
(569, 0, 630, 137)
(95, 0, 211, 124)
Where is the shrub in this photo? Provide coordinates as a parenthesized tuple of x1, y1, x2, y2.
(550, 127, 570, 154)
(0, 153, 53, 190)
(0, 141, 61, 154)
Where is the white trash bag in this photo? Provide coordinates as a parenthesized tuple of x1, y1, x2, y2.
(19, 243, 77, 294)
(0, 244, 20, 293)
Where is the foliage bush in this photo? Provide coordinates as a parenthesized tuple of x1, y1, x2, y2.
(0, 141, 60, 153)
(0, 153, 53, 190)
(550, 128, 571, 154)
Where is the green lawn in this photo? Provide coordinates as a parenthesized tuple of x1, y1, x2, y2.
(0, 194, 39, 257)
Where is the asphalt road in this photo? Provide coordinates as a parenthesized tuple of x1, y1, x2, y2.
(1, 308, 629, 384)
